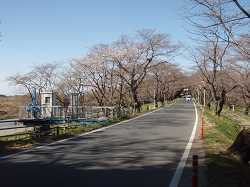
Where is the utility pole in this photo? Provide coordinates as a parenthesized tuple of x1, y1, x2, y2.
(153, 88, 156, 108)
(163, 91, 166, 105)
(201, 81, 205, 107)
(204, 89, 205, 106)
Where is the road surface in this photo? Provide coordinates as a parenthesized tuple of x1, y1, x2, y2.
(0, 99, 207, 187)
(0, 119, 33, 136)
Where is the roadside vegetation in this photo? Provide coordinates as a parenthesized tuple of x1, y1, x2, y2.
(202, 106, 250, 187)
(0, 95, 29, 120)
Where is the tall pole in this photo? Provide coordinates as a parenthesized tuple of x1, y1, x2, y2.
(198, 90, 200, 104)
(201, 81, 205, 107)
(153, 88, 156, 108)
(33, 89, 36, 107)
(164, 92, 166, 106)
(204, 88, 206, 107)
(198, 85, 201, 104)
(133, 101, 135, 115)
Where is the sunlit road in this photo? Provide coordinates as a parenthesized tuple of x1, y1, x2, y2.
(0, 119, 19, 128)
(0, 99, 199, 187)
(0, 119, 32, 136)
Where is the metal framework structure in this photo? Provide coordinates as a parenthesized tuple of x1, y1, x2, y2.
(18, 89, 118, 125)
(20, 105, 118, 123)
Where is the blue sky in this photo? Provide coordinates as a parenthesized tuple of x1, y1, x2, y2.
(0, 0, 193, 95)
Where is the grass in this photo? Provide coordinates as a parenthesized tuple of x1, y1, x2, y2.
(207, 154, 250, 187)
(0, 116, 19, 120)
(223, 105, 250, 122)
(202, 107, 250, 187)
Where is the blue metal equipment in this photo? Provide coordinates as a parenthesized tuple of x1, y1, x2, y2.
(27, 89, 40, 119)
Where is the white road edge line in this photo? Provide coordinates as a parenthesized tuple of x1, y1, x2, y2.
(0, 102, 176, 160)
(169, 99, 198, 187)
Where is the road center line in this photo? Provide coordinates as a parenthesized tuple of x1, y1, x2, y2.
(169, 100, 198, 187)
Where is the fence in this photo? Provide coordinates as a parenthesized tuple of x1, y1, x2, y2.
(0, 106, 118, 141)
(20, 106, 118, 122)
(0, 123, 93, 141)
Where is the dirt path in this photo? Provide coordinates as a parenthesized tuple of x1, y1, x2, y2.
(221, 111, 250, 129)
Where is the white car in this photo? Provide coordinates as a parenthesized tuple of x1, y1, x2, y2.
(186, 96, 191, 101)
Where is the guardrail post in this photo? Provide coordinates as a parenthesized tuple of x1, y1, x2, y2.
(192, 155, 198, 187)
(91, 107, 93, 121)
(57, 126, 59, 135)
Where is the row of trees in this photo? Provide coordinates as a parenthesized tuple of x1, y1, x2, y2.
(181, 0, 250, 115)
(7, 1, 250, 116)
(7, 29, 186, 111)
(183, 1, 250, 165)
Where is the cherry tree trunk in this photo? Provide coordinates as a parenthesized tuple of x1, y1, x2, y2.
(225, 127, 250, 164)
(244, 103, 250, 115)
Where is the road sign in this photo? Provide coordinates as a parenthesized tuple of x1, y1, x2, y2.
(153, 88, 156, 91)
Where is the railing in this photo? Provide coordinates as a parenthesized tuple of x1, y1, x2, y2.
(0, 106, 119, 141)
(20, 106, 118, 122)
(0, 123, 90, 140)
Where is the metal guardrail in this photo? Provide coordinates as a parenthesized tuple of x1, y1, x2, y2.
(0, 123, 89, 140)
(0, 119, 19, 123)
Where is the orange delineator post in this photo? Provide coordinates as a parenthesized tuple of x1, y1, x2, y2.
(192, 155, 198, 187)
(201, 115, 204, 139)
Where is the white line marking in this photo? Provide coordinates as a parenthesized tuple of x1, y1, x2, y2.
(0, 103, 176, 160)
(169, 100, 198, 187)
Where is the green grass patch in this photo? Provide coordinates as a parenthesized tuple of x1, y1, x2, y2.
(203, 108, 250, 187)
(207, 153, 250, 187)
(227, 106, 250, 121)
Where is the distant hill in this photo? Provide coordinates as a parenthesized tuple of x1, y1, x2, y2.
(0, 95, 30, 120)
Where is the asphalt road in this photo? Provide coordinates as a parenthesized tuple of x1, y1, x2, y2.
(0, 119, 33, 136)
(0, 99, 206, 187)
(0, 119, 19, 128)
